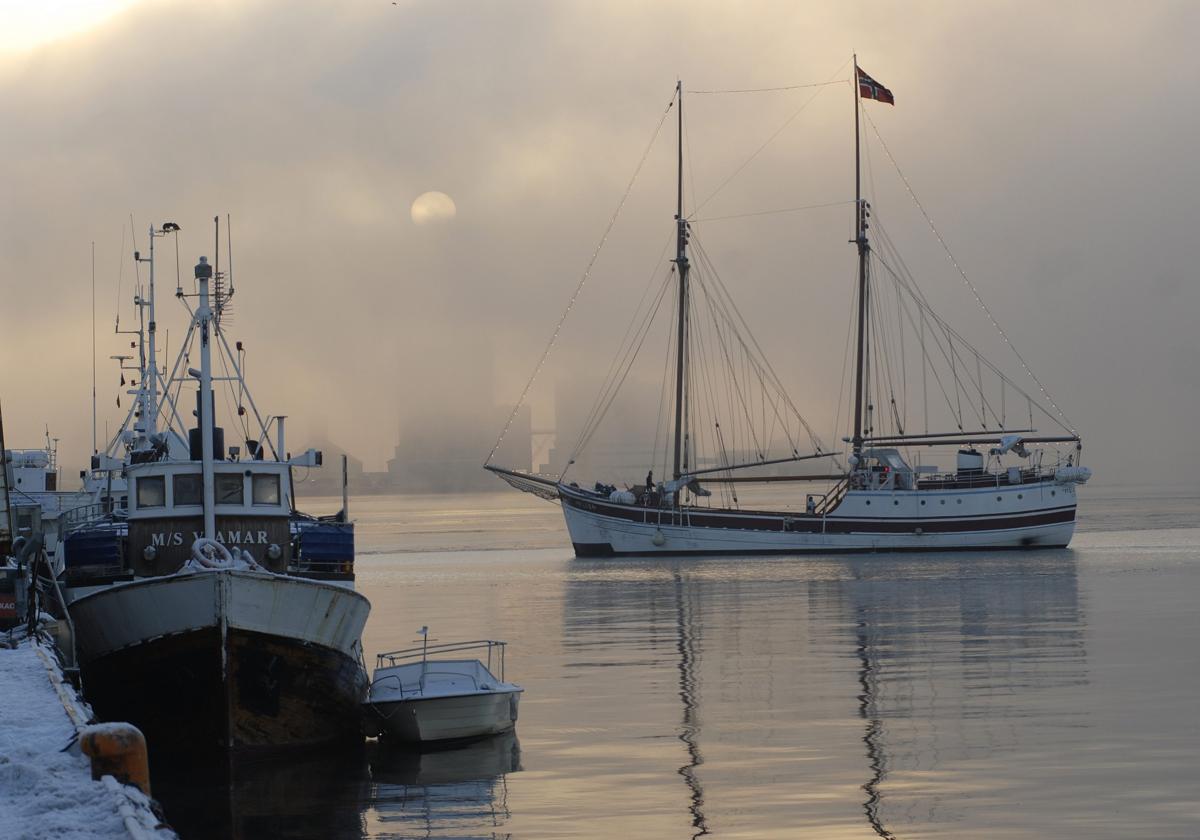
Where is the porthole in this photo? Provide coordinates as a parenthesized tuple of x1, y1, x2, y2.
(1051, 490, 1056, 497)
(893, 500, 899, 506)
(957, 499, 962, 505)
(865, 500, 871, 506)
(940, 499, 946, 505)
(920, 500, 926, 506)
(997, 496, 1002, 502)
(1018, 494, 1023, 500)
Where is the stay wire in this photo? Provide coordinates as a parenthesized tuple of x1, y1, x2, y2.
(861, 107, 1074, 433)
(688, 80, 846, 95)
(571, 231, 675, 456)
(691, 200, 854, 224)
(689, 59, 851, 218)
(486, 87, 679, 466)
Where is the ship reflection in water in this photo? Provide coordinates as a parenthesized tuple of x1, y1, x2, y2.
(150, 494, 1200, 838)
(562, 551, 1088, 839)
(153, 733, 521, 839)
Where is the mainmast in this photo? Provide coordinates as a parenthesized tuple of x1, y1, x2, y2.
(145, 226, 159, 436)
(672, 80, 691, 481)
(195, 256, 217, 541)
(851, 56, 870, 460)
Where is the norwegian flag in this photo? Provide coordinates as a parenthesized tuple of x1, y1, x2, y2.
(857, 66, 895, 105)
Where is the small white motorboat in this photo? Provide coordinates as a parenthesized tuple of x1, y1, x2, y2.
(364, 636, 522, 744)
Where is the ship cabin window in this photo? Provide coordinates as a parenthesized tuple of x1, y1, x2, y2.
(173, 473, 203, 506)
(215, 473, 244, 505)
(252, 474, 281, 506)
(136, 476, 166, 509)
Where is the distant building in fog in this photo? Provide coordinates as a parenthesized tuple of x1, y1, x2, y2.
(542, 377, 660, 484)
(387, 404, 531, 493)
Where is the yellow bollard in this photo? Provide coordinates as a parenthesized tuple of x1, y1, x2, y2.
(79, 723, 151, 796)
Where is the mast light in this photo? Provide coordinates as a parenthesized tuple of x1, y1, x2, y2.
(195, 256, 212, 280)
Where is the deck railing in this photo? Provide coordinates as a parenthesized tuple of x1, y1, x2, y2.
(815, 477, 850, 516)
(59, 502, 112, 533)
(376, 639, 508, 681)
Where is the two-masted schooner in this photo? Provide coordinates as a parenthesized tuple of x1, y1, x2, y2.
(489, 60, 1091, 556)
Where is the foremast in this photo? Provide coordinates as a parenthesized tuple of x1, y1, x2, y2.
(672, 80, 691, 481)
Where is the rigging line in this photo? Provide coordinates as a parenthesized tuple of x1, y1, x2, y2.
(653, 293, 679, 481)
(861, 107, 1074, 432)
(875, 260, 909, 437)
(920, 308, 928, 433)
(695, 275, 764, 461)
(691, 243, 801, 456)
(572, 233, 675, 450)
(129, 214, 141, 300)
(692, 306, 737, 500)
(115, 223, 127, 331)
(687, 80, 846, 95)
(691, 200, 853, 223)
(569, 272, 673, 466)
(689, 58, 851, 218)
(975, 351, 986, 428)
(683, 105, 700, 235)
(873, 170, 1049, 430)
(872, 236, 1031, 431)
(870, 217, 1016, 417)
(569, 275, 672, 467)
(486, 87, 679, 467)
(690, 278, 732, 471)
(689, 232, 814, 460)
(871, 252, 964, 434)
(867, 264, 902, 435)
(832, 266, 857, 461)
(689, 235, 828, 457)
(894, 264, 907, 434)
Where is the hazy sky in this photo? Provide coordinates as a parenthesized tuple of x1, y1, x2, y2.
(1, 0, 1197, 487)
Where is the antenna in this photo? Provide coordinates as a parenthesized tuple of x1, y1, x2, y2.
(91, 241, 97, 454)
(226, 213, 234, 297)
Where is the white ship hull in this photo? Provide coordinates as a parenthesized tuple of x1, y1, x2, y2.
(561, 480, 1078, 556)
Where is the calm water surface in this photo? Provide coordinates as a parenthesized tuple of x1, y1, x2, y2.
(156, 485, 1200, 839)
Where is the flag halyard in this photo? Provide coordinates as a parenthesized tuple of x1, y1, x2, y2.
(856, 67, 895, 105)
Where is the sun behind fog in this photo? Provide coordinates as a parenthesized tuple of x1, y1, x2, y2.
(410, 191, 457, 226)
(0, 0, 142, 53)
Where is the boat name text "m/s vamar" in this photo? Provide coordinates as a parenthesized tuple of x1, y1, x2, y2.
(149, 530, 271, 548)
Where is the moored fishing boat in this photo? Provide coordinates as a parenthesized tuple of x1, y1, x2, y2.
(489, 60, 1090, 556)
(57, 220, 368, 756)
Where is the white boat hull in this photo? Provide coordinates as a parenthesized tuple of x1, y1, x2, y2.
(368, 690, 521, 743)
(561, 480, 1079, 556)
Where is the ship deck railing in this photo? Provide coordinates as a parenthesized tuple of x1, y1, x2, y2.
(376, 639, 508, 681)
(59, 502, 113, 533)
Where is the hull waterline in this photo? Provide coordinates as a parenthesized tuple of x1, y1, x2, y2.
(560, 481, 1079, 557)
(368, 690, 521, 744)
(69, 569, 370, 756)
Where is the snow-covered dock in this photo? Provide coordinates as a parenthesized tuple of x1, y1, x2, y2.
(0, 634, 175, 840)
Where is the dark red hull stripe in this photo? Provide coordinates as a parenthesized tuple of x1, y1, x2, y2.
(561, 492, 1076, 535)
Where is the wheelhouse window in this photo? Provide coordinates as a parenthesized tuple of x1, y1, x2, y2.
(173, 473, 203, 506)
(252, 474, 281, 506)
(136, 476, 166, 508)
(215, 474, 244, 505)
